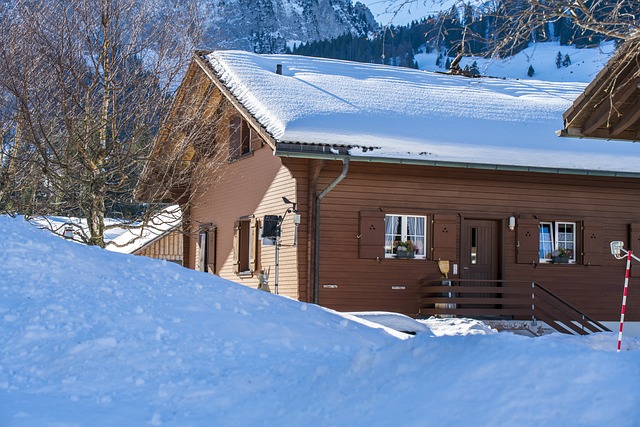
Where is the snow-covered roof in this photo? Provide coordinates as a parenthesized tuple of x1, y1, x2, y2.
(28, 205, 181, 254)
(107, 205, 182, 254)
(205, 50, 640, 177)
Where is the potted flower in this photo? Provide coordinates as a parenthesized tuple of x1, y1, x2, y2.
(394, 240, 416, 258)
(552, 248, 572, 263)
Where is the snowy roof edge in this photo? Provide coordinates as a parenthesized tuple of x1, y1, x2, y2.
(274, 142, 640, 178)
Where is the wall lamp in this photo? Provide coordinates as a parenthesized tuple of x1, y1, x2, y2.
(508, 216, 516, 231)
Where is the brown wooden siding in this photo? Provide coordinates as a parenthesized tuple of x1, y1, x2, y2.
(187, 138, 300, 298)
(287, 160, 640, 321)
(133, 229, 183, 264)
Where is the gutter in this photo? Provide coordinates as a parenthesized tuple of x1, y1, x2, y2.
(313, 158, 350, 305)
(275, 142, 640, 179)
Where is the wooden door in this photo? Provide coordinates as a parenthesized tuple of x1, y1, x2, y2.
(460, 219, 500, 309)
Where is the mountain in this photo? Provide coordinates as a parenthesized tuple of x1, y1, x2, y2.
(204, 0, 378, 53)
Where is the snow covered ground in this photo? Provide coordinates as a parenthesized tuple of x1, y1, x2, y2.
(416, 40, 617, 83)
(1, 215, 640, 426)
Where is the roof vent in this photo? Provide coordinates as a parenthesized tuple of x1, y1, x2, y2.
(276, 64, 282, 75)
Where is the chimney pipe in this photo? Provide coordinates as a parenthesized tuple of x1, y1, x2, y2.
(276, 64, 282, 75)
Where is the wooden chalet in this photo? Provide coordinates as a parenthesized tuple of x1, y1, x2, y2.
(139, 48, 640, 334)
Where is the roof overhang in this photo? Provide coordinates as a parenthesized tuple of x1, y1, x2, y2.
(562, 37, 640, 142)
(274, 142, 640, 179)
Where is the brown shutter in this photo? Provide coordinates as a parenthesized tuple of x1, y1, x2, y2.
(232, 220, 240, 274)
(249, 217, 259, 272)
(629, 223, 640, 277)
(432, 214, 457, 261)
(358, 210, 384, 259)
(206, 227, 217, 273)
(581, 221, 602, 266)
(229, 116, 241, 158)
(516, 217, 539, 264)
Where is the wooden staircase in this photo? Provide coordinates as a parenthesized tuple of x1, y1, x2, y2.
(419, 279, 610, 335)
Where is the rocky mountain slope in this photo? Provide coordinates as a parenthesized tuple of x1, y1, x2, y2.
(205, 0, 377, 53)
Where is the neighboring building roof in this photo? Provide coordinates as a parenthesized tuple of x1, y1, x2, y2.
(202, 50, 640, 177)
(28, 205, 182, 254)
(107, 205, 182, 254)
(562, 36, 640, 142)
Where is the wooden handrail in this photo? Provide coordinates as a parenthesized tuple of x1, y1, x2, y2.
(420, 279, 611, 335)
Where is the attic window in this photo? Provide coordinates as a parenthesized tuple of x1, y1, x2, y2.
(229, 116, 251, 159)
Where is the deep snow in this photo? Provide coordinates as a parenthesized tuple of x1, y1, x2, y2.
(1, 216, 639, 426)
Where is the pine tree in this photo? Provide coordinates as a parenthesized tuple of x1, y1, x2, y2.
(555, 51, 563, 69)
(562, 54, 571, 67)
(527, 65, 535, 77)
(470, 61, 480, 76)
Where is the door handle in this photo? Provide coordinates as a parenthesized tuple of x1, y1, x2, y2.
(463, 267, 470, 270)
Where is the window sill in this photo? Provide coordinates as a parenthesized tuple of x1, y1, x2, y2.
(539, 260, 576, 265)
(237, 271, 253, 278)
(385, 256, 426, 260)
(229, 151, 254, 163)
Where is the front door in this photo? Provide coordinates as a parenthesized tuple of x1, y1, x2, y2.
(460, 219, 500, 310)
(460, 219, 500, 282)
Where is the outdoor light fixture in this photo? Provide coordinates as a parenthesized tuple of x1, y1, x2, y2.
(611, 241, 625, 258)
(508, 216, 516, 231)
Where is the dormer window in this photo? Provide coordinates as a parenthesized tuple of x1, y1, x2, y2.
(229, 116, 251, 159)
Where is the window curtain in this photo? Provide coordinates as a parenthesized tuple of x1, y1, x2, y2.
(385, 215, 399, 253)
(539, 224, 552, 260)
(407, 216, 425, 255)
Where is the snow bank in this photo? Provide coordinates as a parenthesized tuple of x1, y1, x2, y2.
(1, 215, 639, 426)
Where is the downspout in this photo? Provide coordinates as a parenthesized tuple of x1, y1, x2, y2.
(314, 158, 350, 304)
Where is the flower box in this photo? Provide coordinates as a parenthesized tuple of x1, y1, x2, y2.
(396, 250, 415, 259)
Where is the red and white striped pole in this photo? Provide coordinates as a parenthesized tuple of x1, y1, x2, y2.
(617, 249, 632, 352)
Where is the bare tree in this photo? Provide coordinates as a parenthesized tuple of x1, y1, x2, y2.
(378, 0, 638, 57)
(0, 0, 217, 247)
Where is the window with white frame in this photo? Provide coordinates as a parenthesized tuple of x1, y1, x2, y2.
(539, 221, 576, 263)
(384, 214, 426, 258)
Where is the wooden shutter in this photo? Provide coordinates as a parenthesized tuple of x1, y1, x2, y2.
(581, 221, 602, 266)
(249, 217, 259, 272)
(232, 220, 240, 274)
(229, 116, 241, 158)
(358, 210, 384, 259)
(198, 231, 207, 271)
(516, 217, 539, 264)
(206, 227, 217, 273)
(629, 223, 640, 277)
(432, 214, 457, 261)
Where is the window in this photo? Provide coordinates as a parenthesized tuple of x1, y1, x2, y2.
(539, 221, 576, 263)
(233, 217, 258, 275)
(198, 226, 217, 273)
(384, 214, 426, 259)
(229, 116, 251, 159)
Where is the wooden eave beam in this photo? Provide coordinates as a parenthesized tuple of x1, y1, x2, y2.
(192, 53, 278, 151)
(610, 95, 640, 137)
(563, 40, 639, 126)
(581, 76, 640, 135)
